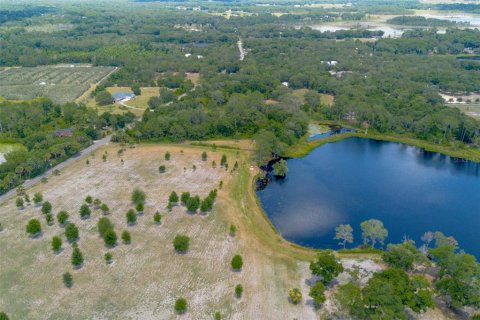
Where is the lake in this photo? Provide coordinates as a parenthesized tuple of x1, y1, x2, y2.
(257, 137, 480, 257)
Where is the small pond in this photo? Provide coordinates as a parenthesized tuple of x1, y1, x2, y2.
(257, 137, 480, 257)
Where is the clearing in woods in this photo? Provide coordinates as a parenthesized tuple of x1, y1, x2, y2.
(0, 142, 326, 319)
(0, 65, 115, 104)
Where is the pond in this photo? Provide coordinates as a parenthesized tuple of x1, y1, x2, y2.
(256, 137, 480, 257)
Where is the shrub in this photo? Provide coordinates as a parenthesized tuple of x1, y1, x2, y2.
(103, 229, 117, 247)
(24, 193, 30, 203)
(45, 213, 54, 225)
(79, 204, 91, 219)
(63, 272, 73, 288)
(220, 154, 227, 167)
(51, 236, 62, 253)
(65, 223, 79, 242)
(136, 202, 144, 213)
(180, 192, 190, 204)
(310, 251, 344, 285)
(100, 203, 109, 215)
(85, 195, 93, 205)
(154, 212, 162, 224)
(169, 191, 179, 204)
(173, 235, 190, 253)
(309, 282, 326, 308)
(382, 241, 423, 271)
(214, 311, 221, 320)
(33, 192, 43, 205)
(131, 188, 146, 205)
(93, 198, 102, 208)
(26, 219, 41, 236)
(126, 209, 137, 225)
(122, 230, 131, 244)
(174, 298, 187, 314)
(98, 217, 114, 237)
(165, 152, 171, 161)
(41, 201, 52, 215)
(105, 252, 113, 264)
(16, 197, 24, 209)
(57, 211, 69, 225)
(229, 224, 237, 236)
(231, 254, 243, 270)
(201, 151, 208, 161)
(0, 312, 9, 320)
(212, 161, 216, 168)
(289, 288, 302, 304)
(71, 247, 84, 268)
(158, 165, 166, 173)
(186, 195, 200, 212)
(235, 284, 243, 298)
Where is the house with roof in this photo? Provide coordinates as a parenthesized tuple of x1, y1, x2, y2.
(113, 92, 135, 102)
(54, 128, 74, 138)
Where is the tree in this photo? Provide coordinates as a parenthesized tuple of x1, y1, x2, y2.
(71, 247, 84, 268)
(122, 230, 131, 244)
(174, 298, 187, 314)
(360, 219, 388, 248)
(186, 196, 200, 212)
(310, 252, 344, 284)
(173, 235, 190, 253)
(201, 151, 207, 161)
(33, 192, 43, 205)
(26, 219, 41, 236)
(131, 188, 146, 205)
(85, 195, 93, 205)
(93, 198, 102, 209)
(95, 91, 114, 106)
(169, 191, 179, 204)
(421, 231, 434, 249)
(289, 288, 302, 304)
(382, 241, 424, 271)
(100, 203, 110, 215)
(160, 88, 175, 104)
(126, 209, 137, 225)
(79, 204, 91, 219)
(105, 252, 113, 264)
(158, 165, 166, 173)
(165, 152, 171, 161)
(45, 213, 54, 226)
(272, 159, 288, 177)
(57, 210, 69, 226)
(51, 236, 62, 253)
(131, 84, 141, 96)
(41, 201, 52, 215)
(235, 284, 243, 298)
(98, 217, 114, 237)
(65, 223, 79, 242)
(16, 197, 24, 209)
(136, 202, 144, 213)
(154, 211, 162, 224)
(103, 229, 117, 247)
(181, 192, 190, 204)
(334, 224, 354, 249)
(231, 254, 243, 270)
(309, 282, 326, 308)
(220, 154, 227, 167)
(229, 224, 237, 236)
(214, 311, 221, 320)
(63, 272, 73, 288)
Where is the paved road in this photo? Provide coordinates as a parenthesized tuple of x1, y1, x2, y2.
(0, 135, 112, 204)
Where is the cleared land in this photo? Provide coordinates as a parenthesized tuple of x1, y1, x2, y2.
(0, 66, 115, 104)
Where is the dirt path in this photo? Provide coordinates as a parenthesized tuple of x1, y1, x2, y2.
(75, 67, 118, 103)
(238, 37, 247, 61)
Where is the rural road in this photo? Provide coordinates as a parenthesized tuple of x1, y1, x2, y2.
(0, 135, 112, 204)
(238, 37, 246, 61)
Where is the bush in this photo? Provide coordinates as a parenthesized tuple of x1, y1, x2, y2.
(105, 252, 113, 264)
(45, 213, 54, 225)
(16, 197, 24, 209)
(100, 203, 110, 214)
(235, 284, 243, 298)
(165, 152, 171, 161)
(93, 198, 102, 208)
(33, 192, 43, 205)
(289, 288, 302, 304)
(126, 209, 137, 225)
(41, 201, 52, 215)
(310, 251, 344, 285)
(103, 229, 117, 247)
(201, 151, 208, 161)
(0, 312, 9, 320)
(154, 211, 162, 224)
(51, 236, 62, 253)
(131, 188, 146, 205)
(231, 254, 243, 270)
(214, 311, 221, 320)
(57, 211, 69, 225)
(186, 196, 200, 212)
(220, 154, 227, 167)
(181, 192, 190, 204)
(169, 191, 179, 204)
(230, 224, 237, 236)
(122, 230, 131, 244)
(85, 195, 93, 205)
(63, 272, 73, 288)
(65, 223, 79, 242)
(309, 282, 326, 308)
(26, 219, 41, 236)
(382, 241, 423, 271)
(136, 202, 144, 213)
(173, 235, 190, 253)
(71, 247, 84, 267)
(79, 204, 91, 219)
(159, 165, 166, 173)
(174, 298, 187, 314)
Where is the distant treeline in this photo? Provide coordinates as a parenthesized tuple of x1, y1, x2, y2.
(0, 6, 55, 25)
(387, 16, 461, 27)
(435, 3, 480, 14)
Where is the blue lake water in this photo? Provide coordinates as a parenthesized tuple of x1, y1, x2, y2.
(256, 137, 480, 257)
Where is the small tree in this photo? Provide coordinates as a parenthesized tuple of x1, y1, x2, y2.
(41, 201, 52, 215)
(220, 154, 227, 167)
(24, 193, 30, 204)
(186, 196, 200, 212)
(360, 219, 388, 248)
(65, 223, 79, 242)
(309, 282, 326, 308)
(57, 211, 69, 226)
(174, 298, 187, 314)
(212, 161, 217, 168)
(33, 192, 43, 205)
(100, 203, 110, 215)
(0, 312, 9, 320)
(169, 191, 179, 204)
(180, 192, 190, 204)
(85, 195, 93, 205)
(45, 213, 54, 226)
(214, 311, 221, 320)
(122, 230, 131, 244)
(63, 272, 73, 288)
(103, 229, 117, 247)
(79, 204, 91, 219)
(173, 235, 190, 253)
(334, 224, 354, 249)
(235, 284, 243, 298)
(289, 288, 302, 304)
(26, 219, 42, 237)
(126, 209, 137, 225)
(159, 165, 166, 173)
(93, 198, 102, 209)
(273, 159, 288, 177)
(131, 84, 141, 95)
(97, 217, 114, 237)
(16, 197, 24, 209)
(136, 202, 144, 214)
(51, 236, 62, 253)
(201, 151, 208, 161)
(154, 212, 162, 224)
(229, 224, 237, 236)
(165, 152, 171, 161)
(131, 188, 146, 205)
(105, 252, 113, 264)
(310, 252, 344, 285)
(231, 254, 243, 270)
(71, 247, 84, 268)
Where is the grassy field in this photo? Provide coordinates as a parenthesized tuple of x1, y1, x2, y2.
(0, 66, 115, 104)
(450, 103, 480, 121)
(292, 89, 334, 106)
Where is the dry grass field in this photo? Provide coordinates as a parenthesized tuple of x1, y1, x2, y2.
(0, 66, 115, 104)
